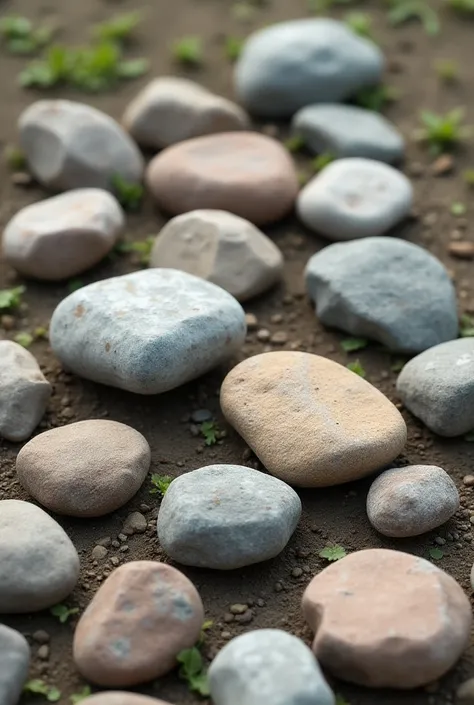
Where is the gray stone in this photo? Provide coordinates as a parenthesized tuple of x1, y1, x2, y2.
(0, 341, 51, 442)
(0, 624, 30, 705)
(297, 158, 413, 240)
(191, 409, 212, 423)
(49, 269, 246, 394)
(0, 499, 80, 612)
(367, 465, 459, 537)
(292, 104, 404, 163)
(157, 465, 301, 569)
(305, 237, 458, 353)
(208, 629, 335, 705)
(234, 19, 384, 118)
(396, 338, 474, 436)
(122, 512, 147, 535)
(19, 100, 144, 192)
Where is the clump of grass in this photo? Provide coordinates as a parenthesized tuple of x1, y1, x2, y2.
(0, 285, 25, 311)
(312, 152, 335, 173)
(177, 646, 210, 696)
(460, 313, 474, 337)
(200, 421, 220, 446)
(14, 331, 33, 348)
(415, 108, 472, 155)
(386, 0, 440, 36)
(224, 36, 243, 61)
(435, 58, 460, 83)
(4, 145, 26, 171)
(284, 135, 306, 154)
(111, 174, 144, 211)
(341, 337, 368, 353)
(0, 15, 55, 54)
(448, 0, 474, 15)
(92, 12, 142, 44)
(115, 236, 154, 266)
(319, 545, 347, 561)
(347, 359, 366, 377)
(23, 679, 61, 702)
(150, 474, 173, 497)
(345, 12, 374, 39)
(353, 84, 399, 112)
(172, 36, 203, 66)
(50, 603, 79, 623)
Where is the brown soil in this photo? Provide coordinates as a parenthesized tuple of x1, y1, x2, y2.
(1, 0, 474, 703)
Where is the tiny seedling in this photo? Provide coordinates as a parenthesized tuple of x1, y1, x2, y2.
(225, 36, 243, 61)
(284, 135, 306, 153)
(150, 474, 173, 497)
(415, 108, 472, 155)
(0, 285, 25, 311)
(172, 36, 203, 66)
(50, 604, 79, 623)
(4, 145, 26, 171)
(14, 331, 33, 348)
(198, 619, 214, 646)
(341, 337, 368, 353)
(70, 686, 92, 704)
(115, 236, 154, 266)
(435, 59, 459, 83)
(34, 326, 48, 340)
(448, 0, 474, 14)
(429, 547, 444, 560)
(386, 0, 440, 36)
(200, 421, 219, 446)
(0, 15, 54, 54)
(177, 646, 210, 697)
(23, 680, 61, 702)
(354, 84, 399, 112)
(312, 152, 334, 173)
(463, 169, 474, 187)
(111, 174, 144, 211)
(232, 2, 258, 22)
(319, 545, 347, 562)
(92, 12, 142, 44)
(345, 12, 374, 39)
(460, 314, 474, 337)
(68, 279, 84, 293)
(451, 201, 467, 216)
(346, 360, 366, 378)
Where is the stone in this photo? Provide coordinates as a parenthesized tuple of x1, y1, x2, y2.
(396, 338, 474, 436)
(0, 624, 30, 705)
(146, 132, 299, 225)
(149, 210, 283, 302)
(208, 629, 335, 705)
(0, 499, 80, 612)
(305, 237, 458, 353)
(302, 548, 471, 688)
(2, 189, 124, 281)
(19, 99, 144, 191)
(157, 464, 301, 569)
(80, 695, 173, 705)
(297, 158, 413, 240)
(73, 561, 204, 686)
(122, 511, 147, 535)
(123, 77, 249, 149)
(448, 241, 474, 259)
(16, 420, 151, 518)
(366, 465, 459, 537)
(49, 269, 246, 394)
(292, 104, 404, 163)
(220, 351, 406, 487)
(92, 545, 108, 562)
(457, 679, 474, 705)
(234, 19, 384, 118)
(0, 341, 51, 442)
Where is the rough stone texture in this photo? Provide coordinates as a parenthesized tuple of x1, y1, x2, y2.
(0, 341, 51, 442)
(19, 100, 144, 191)
(157, 464, 301, 569)
(208, 629, 335, 705)
(0, 624, 30, 705)
(149, 210, 283, 302)
(49, 269, 246, 394)
(146, 132, 299, 225)
(3, 189, 124, 281)
(305, 237, 458, 353)
(16, 420, 151, 518)
(234, 19, 384, 118)
(0, 499, 80, 612)
(366, 465, 459, 537)
(81, 695, 173, 705)
(123, 77, 249, 149)
(302, 548, 472, 688)
(396, 338, 474, 436)
(122, 511, 147, 535)
(73, 561, 204, 686)
(297, 158, 413, 240)
(220, 352, 406, 487)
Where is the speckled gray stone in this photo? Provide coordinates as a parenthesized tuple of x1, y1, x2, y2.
(208, 629, 335, 705)
(50, 269, 246, 394)
(234, 19, 384, 118)
(305, 237, 458, 353)
(367, 465, 459, 537)
(396, 338, 474, 436)
(157, 465, 302, 569)
(0, 624, 30, 705)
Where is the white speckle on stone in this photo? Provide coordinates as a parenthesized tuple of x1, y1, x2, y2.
(0, 624, 30, 705)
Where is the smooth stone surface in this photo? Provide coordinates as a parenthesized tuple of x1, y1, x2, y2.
(292, 104, 404, 163)
(82, 695, 173, 705)
(50, 269, 246, 394)
(149, 210, 283, 302)
(302, 548, 472, 688)
(0, 499, 80, 612)
(0, 341, 51, 442)
(297, 158, 413, 240)
(305, 237, 458, 353)
(2, 189, 124, 281)
(220, 352, 406, 487)
(367, 465, 459, 537)
(397, 338, 474, 436)
(208, 629, 335, 705)
(73, 561, 204, 686)
(234, 19, 384, 117)
(16, 420, 151, 517)
(19, 100, 144, 191)
(123, 77, 249, 148)
(157, 464, 302, 569)
(0, 624, 30, 705)
(145, 132, 299, 225)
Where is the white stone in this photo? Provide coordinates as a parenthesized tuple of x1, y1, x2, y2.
(0, 624, 30, 705)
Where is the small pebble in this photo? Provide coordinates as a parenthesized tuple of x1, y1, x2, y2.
(464, 475, 474, 487)
(79, 694, 173, 705)
(92, 545, 108, 562)
(122, 512, 147, 535)
(270, 331, 288, 345)
(431, 154, 454, 176)
(448, 241, 474, 259)
(230, 604, 248, 615)
(37, 645, 49, 660)
(257, 329, 270, 342)
(32, 631, 50, 644)
(0, 624, 30, 705)
(245, 313, 258, 330)
(191, 409, 213, 423)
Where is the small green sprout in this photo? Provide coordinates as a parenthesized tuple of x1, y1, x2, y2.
(111, 174, 144, 211)
(14, 331, 33, 348)
(336, 696, 351, 705)
(200, 421, 219, 446)
(177, 646, 210, 697)
(34, 326, 48, 340)
(435, 58, 459, 83)
(460, 314, 474, 337)
(284, 135, 306, 153)
(346, 360, 366, 378)
(92, 12, 142, 44)
(319, 545, 347, 562)
(4, 145, 27, 171)
(115, 236, 154, 266)
(0, 15, 54, 55)
(70, 686, 92, 704)
(50, 604, 79, 623)
(172, 36, 203, 66)
(463, 169, 474, 187)
(341, 337, 368, 353)
(68, 279, 84, 293)
(199, 619, 214, 645)
(150, 474, 173, 497)
(429, 547, 444, 560)
(451, 201, 467, 216)
(448, 0, 474, 14)
(386, 0, 440, 36)
(354, 84, 399, 112)
(23, 679, 61, 702)
(345, 12, 374, 39)
(390, 358, 406, 373)
(312, 152, 335, 173)
(0, 285, 25, 311)
(415, 108, 472, 155)
(225, 36, 244, 61)
(232, 2, 258, 22)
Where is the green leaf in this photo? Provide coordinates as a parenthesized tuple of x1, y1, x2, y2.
(0, 285, 25, 310)
(345, 11, 374, 39)
(429, 547, 444, 560)
(4, 145, 26, 170)
(200, 421, 218, 446)
(111, 174, 144, 212)
(68, 279, 84, 293)
(312, 152, 334, 172)
(14, 332, 33, 348)
(341, 337, 368, 353)
(24, 680, 49, 695)
(50, 603, 79, 623)
(335, 696, 351, 705)
(225, 36, 243, 61)
(451, 201, 467, 216)
(117, 58, 148, 78)
(189, 672, 210, 697)
(354, 84, 399, 112)
(319, 545, 347, 561)
(460, 314, 474, 338)
(150, 474, 173, 496)
(47, 687, 61, 703)
(346, 360, 366, 378)
(388, 0, 440, 36)
(93, 12, 142, 43)
(70, 686, 92, 703)
(172, 36, 203, 65)
(178, 646, 203, 677)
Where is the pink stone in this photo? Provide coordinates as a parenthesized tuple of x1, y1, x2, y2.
(82, 694, 173, 705)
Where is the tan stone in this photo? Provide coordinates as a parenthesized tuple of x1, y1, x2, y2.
(302, 548, 471, 688)
(81, 693, 173, 705)
(220, 351, 407, 487)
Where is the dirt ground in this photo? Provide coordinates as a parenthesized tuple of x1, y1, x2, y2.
(1, 0, 474, 703)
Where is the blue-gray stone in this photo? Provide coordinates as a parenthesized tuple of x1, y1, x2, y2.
(157, 465, 301, 569)
(50, 269, 246, 394)
(305, 237, 458, 353)
(0, 624, 30, 705)
(234, 19, 384, 118)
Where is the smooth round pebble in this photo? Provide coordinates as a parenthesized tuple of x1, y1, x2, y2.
(2, 189, 124, 281)
(297, 158, 413, 240)
(145, 132, 299, 225)
(73, 561, 204, 686)
(0, 499, 80, 612)
(16, 420, 151, 518)
(81, 694, 173, 705)
(302, 548, 472, 688)
(157, 464, 301, 569)
(366, 465, 459, 537)
(0, 624, 30, 705)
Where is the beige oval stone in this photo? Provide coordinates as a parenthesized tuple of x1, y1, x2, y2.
(220, 351, 406, 487)
(302, 548, 471, 688)
(81, 693, 173, 705)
